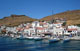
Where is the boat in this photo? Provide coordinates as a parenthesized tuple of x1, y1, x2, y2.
(62, 31, 70, 42)
(49, 37, 60, 43)
(14, 34, 25, 40)
(27, 36, 34, 40)
(63, 37, 70, 42)
(33, 36, 43, 41)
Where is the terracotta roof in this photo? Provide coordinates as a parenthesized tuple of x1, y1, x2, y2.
(40, 22, 47, 25)
(53, 22, 62, 24)
(67, 28, 77, 31)
(36, 27, 44, 30)
(16, 27, 23, 31)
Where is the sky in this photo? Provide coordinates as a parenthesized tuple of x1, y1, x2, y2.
(0, 0, 80, 19)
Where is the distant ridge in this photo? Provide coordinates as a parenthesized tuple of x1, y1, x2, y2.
(0, 10, 80, 26)
(0, 15, 37, 26)
(40, 10, 80, 25)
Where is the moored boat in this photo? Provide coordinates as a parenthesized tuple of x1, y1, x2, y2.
(63, 37, 70, 42)
(49, 37, 60, 43)
(33, 36, 43, 41)
(27, 36, 34, 40)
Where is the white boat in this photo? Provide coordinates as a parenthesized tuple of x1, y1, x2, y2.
(63, 37, 70, 42)
(10, 34, 15, 38)
(27, 36, 34, 40)
(49, 37, 60, 43)
(33, 36, 43, 41)
(14, 35, 21, 39)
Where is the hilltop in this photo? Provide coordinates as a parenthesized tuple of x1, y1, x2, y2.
(0, 10, 80, 26)
(0, 15, 37, 26)
(40, 10, 80, 25)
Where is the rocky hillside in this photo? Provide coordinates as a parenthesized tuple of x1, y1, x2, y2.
(0, 10, 80, 26)
(0, 15, 37, 26)
(40, 10, 80, 25)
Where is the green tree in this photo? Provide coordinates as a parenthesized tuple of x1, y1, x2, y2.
(62, 22, 66, 26)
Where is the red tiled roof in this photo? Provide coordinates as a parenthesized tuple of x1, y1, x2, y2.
(67, 28, 77, 31)
(36, 27, 44, 30)
(53, 23, 62, 24)
(16, 27, 24, 31)
(40, 22, 47, 25)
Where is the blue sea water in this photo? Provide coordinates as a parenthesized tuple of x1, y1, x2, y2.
(0, 37, 80, 51)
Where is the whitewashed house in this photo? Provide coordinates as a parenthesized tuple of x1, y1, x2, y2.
(64, 25, 78, 35)
(52, 23, 64, 35)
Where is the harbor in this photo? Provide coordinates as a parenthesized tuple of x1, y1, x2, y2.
(0, 0, 80, 51)
(0, 37, 80, 51)
(0, 18, 80, 43)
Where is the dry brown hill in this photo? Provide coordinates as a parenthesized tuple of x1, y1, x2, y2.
(0, 15, 37, 26)
(0, 10, 80, 26)
(40, 10, 80, 25)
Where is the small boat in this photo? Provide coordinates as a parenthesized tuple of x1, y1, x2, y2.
(62, 36, 70, 42)
(49, 37, 60, 43)
(10, 34, 15, 38)
(63, 38, 70, 42)
(33, 36, 43, 41)
(27, 36, 34, 40)
(14, 35, 22, 39)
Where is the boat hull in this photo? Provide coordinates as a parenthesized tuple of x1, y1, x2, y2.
(63, 39, 70, 42)
(49, 39, 60, 43)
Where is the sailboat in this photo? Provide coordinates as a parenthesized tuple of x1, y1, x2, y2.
(62, 31, 70, 42)
(27, 21, 43, 41)
(16, 32, 27, 40)
(33, 21, 43, 41)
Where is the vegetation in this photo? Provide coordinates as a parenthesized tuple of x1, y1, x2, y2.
(76, 24, 80, 27)
(62, 22, 66, 26)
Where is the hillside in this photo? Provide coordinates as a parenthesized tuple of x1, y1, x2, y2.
(40, 10, 80, 25)
(0, 10, 80, 26)
(0, 15, 37, 26)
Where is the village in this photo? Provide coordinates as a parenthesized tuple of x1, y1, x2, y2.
(0, 18, 80, 43)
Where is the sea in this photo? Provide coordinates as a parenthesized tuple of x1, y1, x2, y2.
(0, 37, 80, 51)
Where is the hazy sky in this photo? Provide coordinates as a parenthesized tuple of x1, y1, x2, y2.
(0, 0, 80, 19)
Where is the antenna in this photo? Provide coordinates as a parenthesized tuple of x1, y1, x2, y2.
(52, 10, 53, 15)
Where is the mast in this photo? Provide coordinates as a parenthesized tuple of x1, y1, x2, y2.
(52, 10, 53, 20)
(35, 21, 37, 35)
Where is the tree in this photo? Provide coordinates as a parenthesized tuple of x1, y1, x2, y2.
(62, 22, 66, 26)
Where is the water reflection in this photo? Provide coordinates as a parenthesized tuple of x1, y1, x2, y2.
(0, 37, 80, 51)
